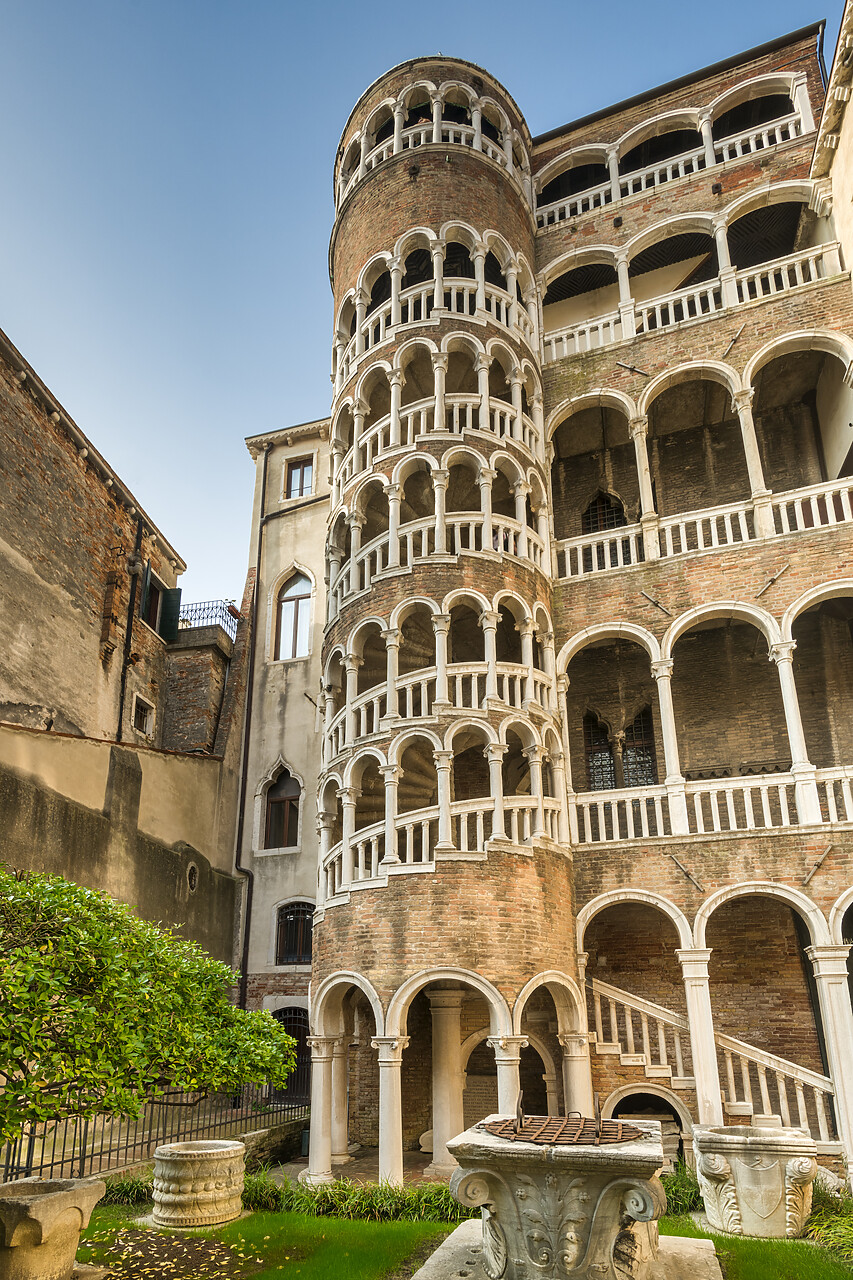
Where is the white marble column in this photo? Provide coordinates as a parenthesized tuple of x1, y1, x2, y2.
(606, 147, 621, 203)
(509, 373, 524, 442)
(317, 811, 333, 906)
(792, 74, 815, 133)
(513, 482, 530, 557)
(677, 949, 724, 1125)
(372, 1036, 410, 1185)
(616, 254, 636, 338)
(505, 264, 518, 330)
(430, 239, 445, 312)
(478, 467, 495, 550)
(385, 482, 401, 569)
(338, 786, 357, 887)
(524, 745, 547, 838)
(558, 1032, 594, 1115)
(472, 242, 487, 312)
(518, 619, 536, 706)
(651, 659, 689, 835)
(475, 355, 491, 433)
(434, 749, 454, 851)
(539, 630, 558, 712)
(471, 102, 482, 150)
(628, 415, 660, 559)
(426, 991, 465, 1176)
(331, 1039, 351, 1164)
(806, 945, 853, 1183)
(431, 96, 442, 144)
(383, 627, 400, 718)
(487, 1035, 529, 1113)
(390, 258, 403, 328)
(354, 289, 368, 356)
(381, 763, 400, 865)
(344, 655, 362, 744)
(550, 750, 570, 844)
(433, 468, 448, 555)
(432, 353, 448, 432)
(389, 370, 404, 448)
(769, 640, 822, 824)
(486, 743, 507, 840)
(732, 388, 774, 536)
(714, 220, 739, 308)
(358, 130, 369, 179)
(433, 612, 451, 709)
(698, 110, 716, 167)
(305, 1036, 337, 1182)
(392, 104, 405, 154)
(480, 610, 500, 702)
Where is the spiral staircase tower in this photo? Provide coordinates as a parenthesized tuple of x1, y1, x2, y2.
(309, 58, 589, 1183)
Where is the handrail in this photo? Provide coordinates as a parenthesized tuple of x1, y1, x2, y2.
(590, 977, 689, 1031)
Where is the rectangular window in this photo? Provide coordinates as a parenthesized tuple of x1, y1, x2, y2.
(266, 797, 299, 849)
(286, 458, 313, 499)
(132, 696, 154, 736)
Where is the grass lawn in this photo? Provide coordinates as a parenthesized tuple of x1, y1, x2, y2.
(78, 1206, 451, 1279)
(661, 1213, 853, 1280)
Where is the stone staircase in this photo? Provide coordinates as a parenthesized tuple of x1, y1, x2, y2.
(588, 977, 840, 1150)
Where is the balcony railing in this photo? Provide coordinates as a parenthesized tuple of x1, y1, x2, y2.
(341, 122, 511, 205)
(536, 113, 805, 230)
(571, 765, 853, 845)
(542, 242, 843, 365)
(178, 599, 240, 641)
(555, 476, 853, 582)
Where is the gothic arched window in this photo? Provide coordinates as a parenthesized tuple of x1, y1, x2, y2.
(581, 491, 627, 534)
(265, 769, 301, 848)
(623, 706, 657, 787)
(276, 573, 311, 660)
(584, 712, 615, 791)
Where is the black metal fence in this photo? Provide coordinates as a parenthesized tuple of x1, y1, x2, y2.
(178, 599, 241, 641)
(1, 1084, 309, 1183)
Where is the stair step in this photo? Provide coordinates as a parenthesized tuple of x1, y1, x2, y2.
(645, 1065, 674, 1079)
(593, 1042, 621, 1056)
(670, 1077, 695, 1090)
(620, 1054, 647, 1067)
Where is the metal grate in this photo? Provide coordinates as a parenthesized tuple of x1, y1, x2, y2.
(482, 1114, 643, 1146)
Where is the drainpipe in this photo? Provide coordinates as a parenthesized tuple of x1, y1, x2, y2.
(234, 445, 271, 1008)
(817, 19, 828, 90)
(116, 517, 144, 742)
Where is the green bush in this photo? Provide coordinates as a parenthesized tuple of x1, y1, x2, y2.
(241, 1168, 476, 1223)
(660, 1161, 702, 1215)
(100, 1171, 153, 1205)
(806, 1188, 853, 1262)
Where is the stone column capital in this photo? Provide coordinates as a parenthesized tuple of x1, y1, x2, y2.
(732, 387, 755, 411)
(474, 354, 491, 374)
(433, 749, 454, 769)
(432, 468, 449, 488)
(516, 618, 536, 637)
(512, 480, 531, 497)
(381, 626, 400, 646)
(523, 745, 545, 764)
(336, 785, 358, 804)
(432, 612, 451, 633)
(388, 255, 403, 273)
(429, 238, 445, 254)
(389, 368, 406, 388)
(431, 353, 449, 372)
(487, 1034, 528, 1062)
(677, 948, 713, 978)
(479, 610, 500, 630)
(629, 414, 648, 439)
(380, 763, 400, 781)
(477, 467, 497, 485)
(485, 743, 508, 763)
(346, 512, 365, 529)
(384, 481, 402, 499)
(307, 1036, 341, 1061)
(371, 1035, 410, 1063)
(344, 654, 364, 672)
(769, 640, 797, 665)
(651, 659, 674, 681)
(557, 1031, 589, 1055)
(354, 287, 369, 307)
(426, 989, 465, 1011)
(557, 674, 569, 694)
(471, 240, 487, 260)
(805, 944, 853, 977)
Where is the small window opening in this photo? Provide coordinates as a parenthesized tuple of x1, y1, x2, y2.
(132, 696, 154, 736)
(584, 713, 616, 791)
(275, 901, 313, 964)
(623, 706, 658, 787)
(582, 492, 627, 534)
(286, 457, 314, 499)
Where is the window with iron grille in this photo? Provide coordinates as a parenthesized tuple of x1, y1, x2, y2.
(584, 713, 616, 790)
(276, 901, 313, 964)
(272, 1006, 310, 1101)
(623, 706, 658, 787)
(581, 491, 628, 534)
(265, 770, 301, 848)
(276, 573, 311, 660)
(286, 457, 313, 499)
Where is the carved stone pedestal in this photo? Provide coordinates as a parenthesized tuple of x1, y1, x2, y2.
(447, 1116, 666, 1280)
(0, 1177, 105, 1280)
(152, 1140, 245, 1228)
(693, 1120, 817, 1238)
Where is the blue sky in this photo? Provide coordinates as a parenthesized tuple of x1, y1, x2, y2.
(0, 1, 842, 601)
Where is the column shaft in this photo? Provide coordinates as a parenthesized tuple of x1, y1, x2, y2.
(678, 949, 724, 1125)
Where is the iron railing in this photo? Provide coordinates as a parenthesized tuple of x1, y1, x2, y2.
(1, 1084, 308, 1183)
(178, 599, 241, 641)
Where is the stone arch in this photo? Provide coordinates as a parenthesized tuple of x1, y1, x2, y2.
(439, 220, 480, 254)
(390, 595, 440, 629)
(440, 330, 486, 360)
(443, 717, 499, 750)
(356, 250, 394, 297)
(392, 450, 439, 486)
(538, 245, 620, 291)
(311, 970, 385, 1037)
(743, 330, 853, 388)
(394, 225, 438, 260)
(693, 881, 831, 948)
(396, 79, 439, 112)
(661, 601, 780, 661)
(535, 143, 611, 195)
(782, 579, 853, 641)
(624, 211, 716, 265)
(441, 587, 490, 615)
(512, 970, 586, 1035)
(546, 388, 638, 440)
(343, 745, 388, 788)
(388, 726, 444, 766)
(498, 717, 541, 749)
(556, 623, 661, 674)
(709, 72, 799, 124)
(576, 890, 693, 952)
(723, 179, 819, 230)
(829, 887, 853, 945)
(492, 588, 532, 622)
(600, 1082, 695, 1135)
(638, 362, 742, 419)
(385, 967, 512, 1038)
(616, 107, 702, 159)
(346, 614, 389, 658)
(394, 336, 439, 373)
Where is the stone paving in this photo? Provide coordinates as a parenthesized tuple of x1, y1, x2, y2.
(271, 1147, 436, 1185)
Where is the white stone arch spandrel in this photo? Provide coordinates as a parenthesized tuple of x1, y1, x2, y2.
(385, 967, 512, 1038)
(693, 881, 831, 948)
(311, 970, 385, 1037)
(576, 890, 693, 953)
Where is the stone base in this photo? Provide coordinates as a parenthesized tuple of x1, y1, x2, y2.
(410, 1220, 723, 1280)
